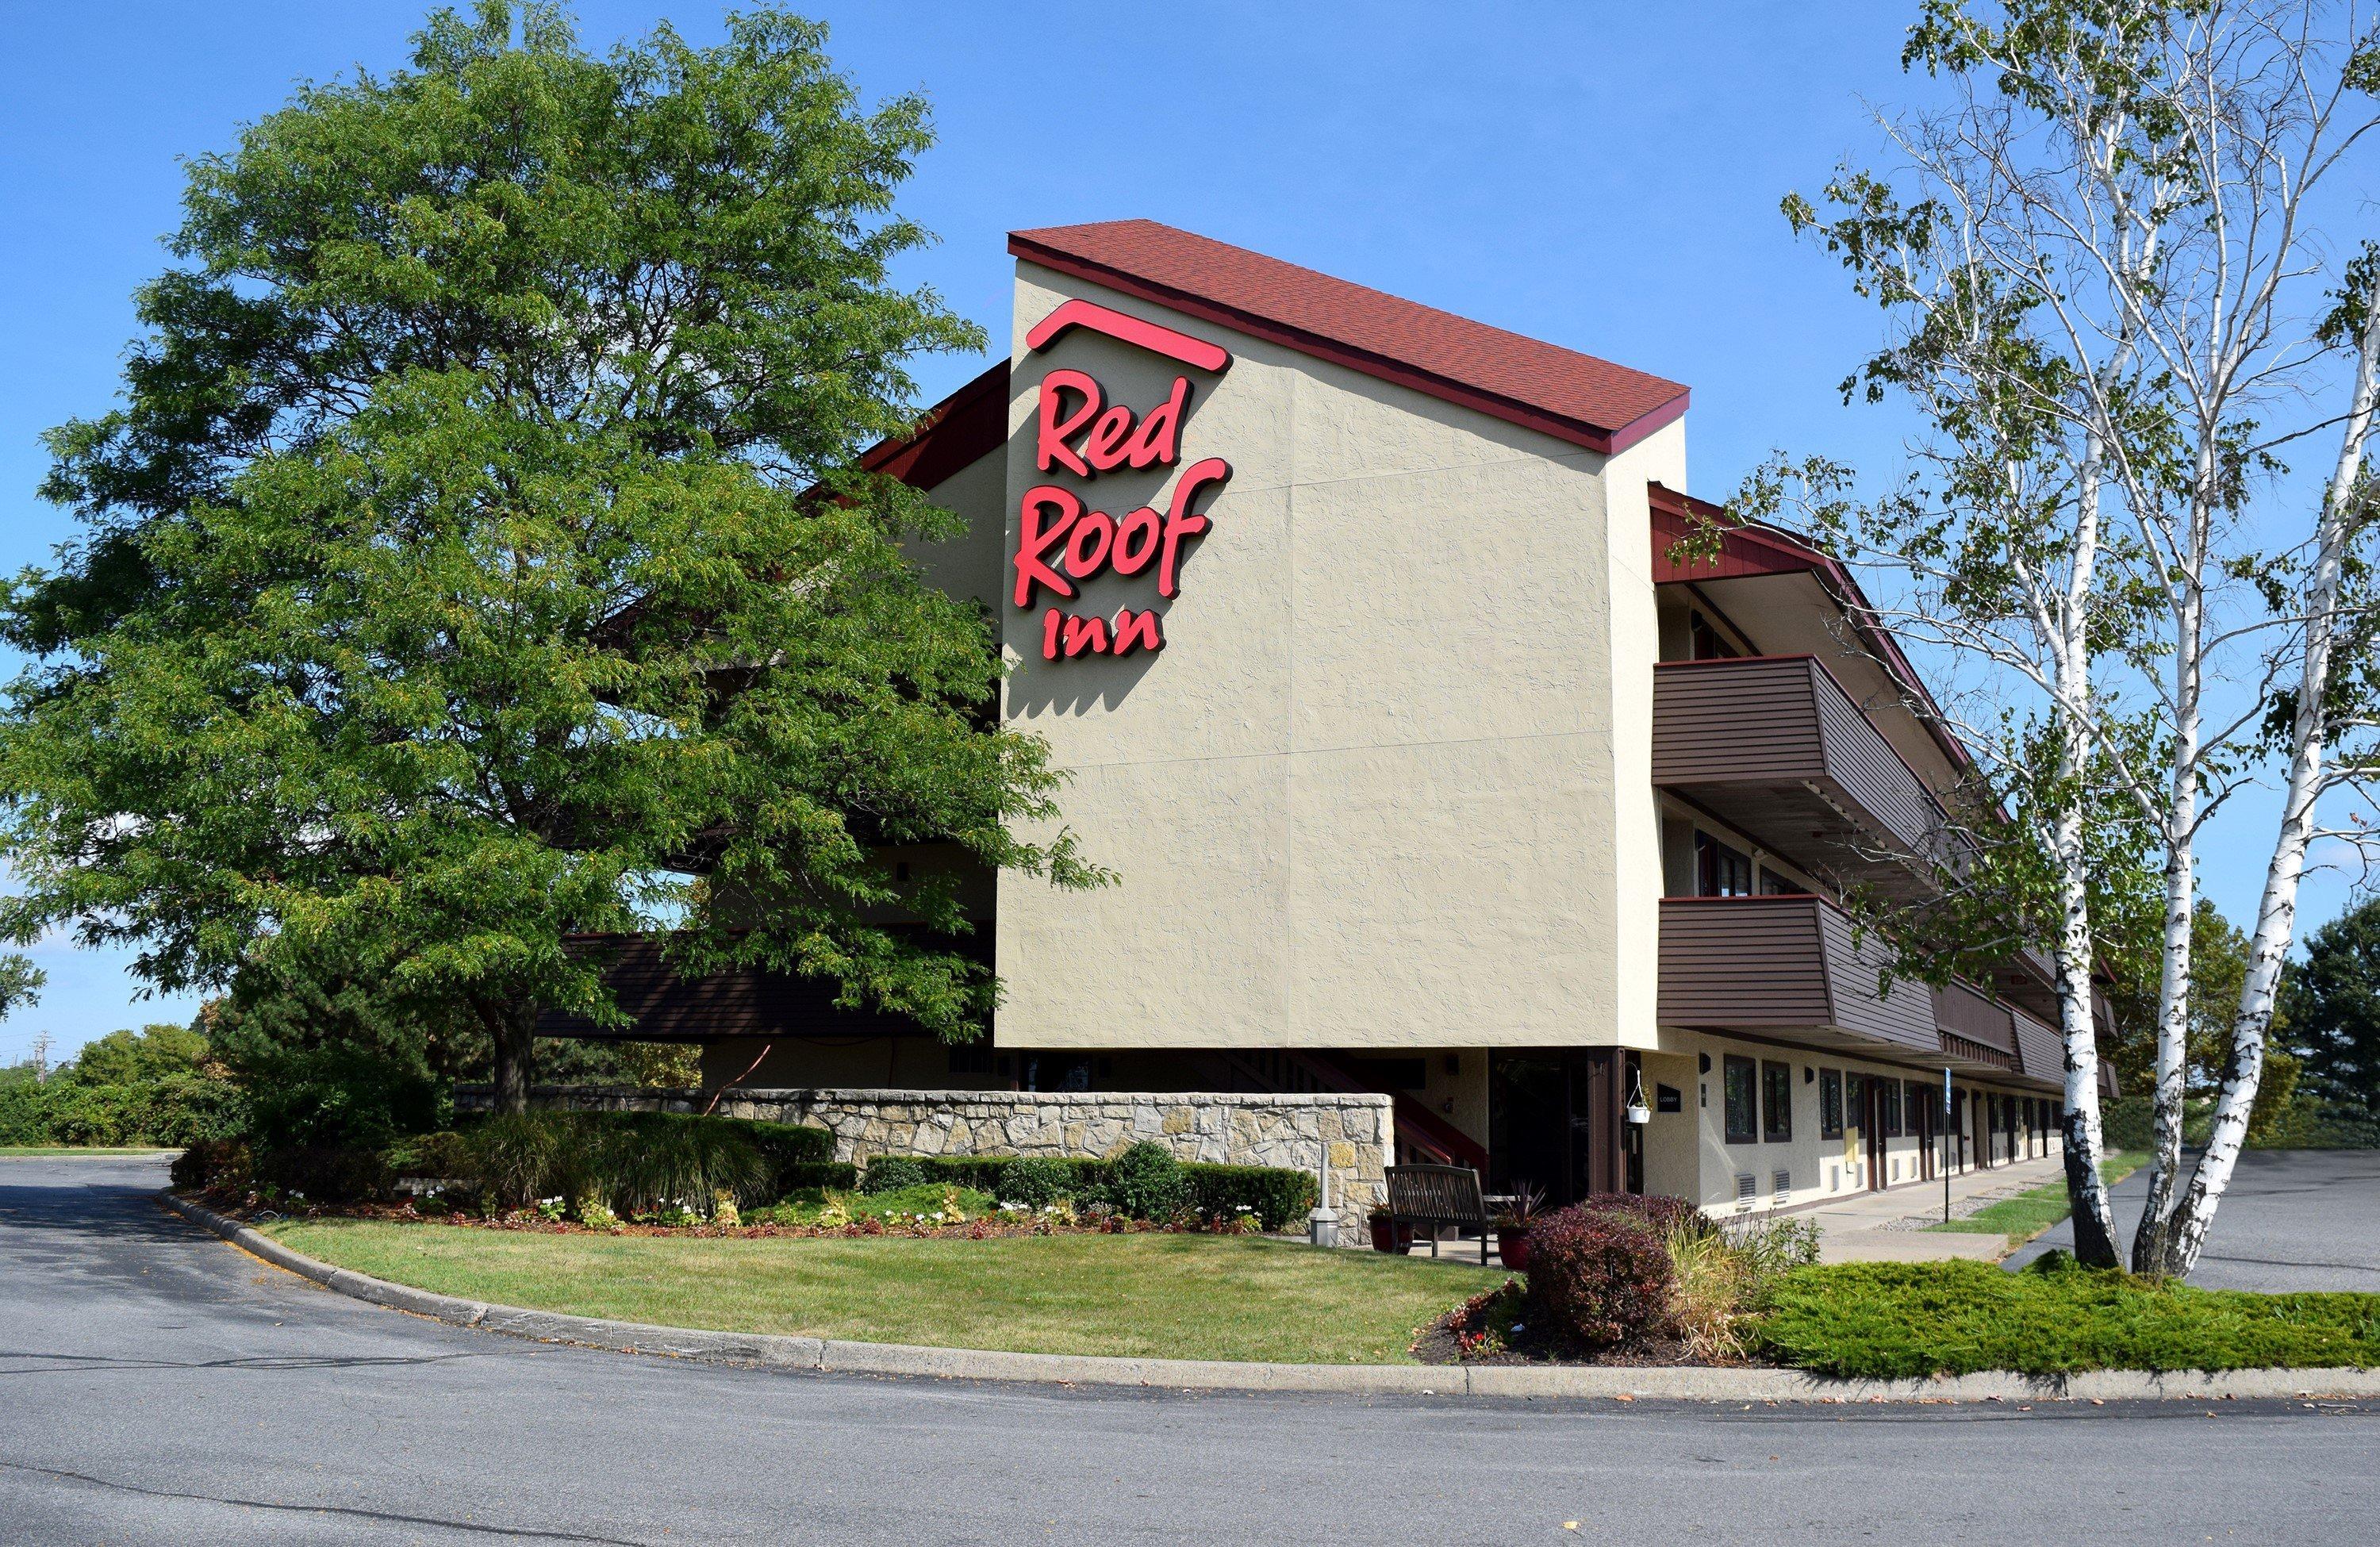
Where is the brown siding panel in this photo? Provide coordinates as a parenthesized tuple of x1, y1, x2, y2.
(1809, 666, 1944, 858)
(1811, 904, 1939, 1051)
(1652, 659, 1825, 785)
(1654, 657, 1948, 876)
(1932, 982, 2019, 1055)
(1657, 898, 1834, 1027)
(2010, 1006, 2064, 1084)
(1659, 896, 1931, 1053)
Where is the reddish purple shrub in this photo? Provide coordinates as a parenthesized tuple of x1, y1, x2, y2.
(1574, 1192, 1712, 1239)
(1524, 1200, 1678, 1349)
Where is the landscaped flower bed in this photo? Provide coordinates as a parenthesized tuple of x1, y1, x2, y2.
(1404, 1192, 2380, 1376)
(174, 1108, 1318, 1242)
(212, 1179, 1280, 1242)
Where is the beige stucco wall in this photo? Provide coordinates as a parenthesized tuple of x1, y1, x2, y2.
(990, 263, 1678, 1054)
(901, 443, 1008, 612)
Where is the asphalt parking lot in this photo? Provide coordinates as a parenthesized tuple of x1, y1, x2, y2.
(2010, 1149, 2380, 1289)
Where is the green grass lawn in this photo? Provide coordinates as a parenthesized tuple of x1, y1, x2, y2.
(1925, 1152, 2146, 1248)
(1758, 1257, 2380, 1378)
(0, 1146, 178, 1157)
(268, 1220, 1508, 1364)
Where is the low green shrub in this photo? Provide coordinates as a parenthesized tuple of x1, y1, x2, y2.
(1526, 1200, 1676, 1350)
(1105, 1141, 1188, 1221)
(463, 1110, 775, 1216)
(1757, 1255, 2380, 1378)
(1183, 1164, 1317, 1231)
(382, 1130, 474, 1180)
(240, 1046, 441, 1150)
(898, 1155, 1105, 1196)
(849, 1152, 1311, 1223)
(253, 1145, 396, 1204)
(774, 1160, 859, 1194)
(998, 1156, 1081, 1208)
(851, 1182, 999, 1221)
(860, 1156, 930, 1193)
(170, 1138, 253, 1193)
(729, 1119, 835, 1196)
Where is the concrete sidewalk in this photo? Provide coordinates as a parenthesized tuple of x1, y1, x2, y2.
(1391, 1155, 2069, 1268)
(1809, 1154, 2066, 1263)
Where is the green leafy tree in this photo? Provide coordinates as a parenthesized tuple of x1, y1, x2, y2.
(64, 1024, 212, 1086)
(2102, 900, 2251, 1098)
(0, 3, 1098, 1113)
(1764, 0, 2380, 1273)
(2279, 896, 2380, 1118)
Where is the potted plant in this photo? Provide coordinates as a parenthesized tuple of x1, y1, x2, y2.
(1367, 1204, 1413, 1254)
(1493, 1183, 1546, 1273)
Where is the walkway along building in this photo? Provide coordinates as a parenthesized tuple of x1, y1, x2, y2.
(549, 220, 2102, 1219)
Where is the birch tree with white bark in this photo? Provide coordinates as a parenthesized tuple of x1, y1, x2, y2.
(1750, 0, 2380, 1273)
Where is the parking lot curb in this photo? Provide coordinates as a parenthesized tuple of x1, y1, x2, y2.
(158, 1191, 2380, 1404)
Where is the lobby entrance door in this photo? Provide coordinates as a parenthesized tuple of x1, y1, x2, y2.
(1488, 1050, 1641, 1206)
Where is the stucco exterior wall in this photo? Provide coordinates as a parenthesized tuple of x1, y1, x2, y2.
(993, 263, 1664, 1052)
(901, 444, 1008, 611)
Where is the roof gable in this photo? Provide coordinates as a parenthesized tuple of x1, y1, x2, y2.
(1008, 219, 1688, 455)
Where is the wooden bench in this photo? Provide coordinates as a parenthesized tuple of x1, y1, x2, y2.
(1383, 1163, 1497, 1259)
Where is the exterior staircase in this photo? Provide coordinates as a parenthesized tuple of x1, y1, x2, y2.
(1215, 1048, 1489, 1172)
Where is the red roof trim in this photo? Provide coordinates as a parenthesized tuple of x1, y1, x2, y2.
(1649, 482, 1973, 777)
(858, 359, 1011, 493)
(1008, 221, 1688, 457)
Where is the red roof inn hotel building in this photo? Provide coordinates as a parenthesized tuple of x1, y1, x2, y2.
(559, 221, 2091, 1226)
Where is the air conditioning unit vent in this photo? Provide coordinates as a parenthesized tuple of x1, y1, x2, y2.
(1772, 1169, 1792, 1203)
(1734, 1173, 1756, 1209)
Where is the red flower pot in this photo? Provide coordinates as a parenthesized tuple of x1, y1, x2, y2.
(1498, 1225, 1531, 1273)
(1368, 1212, 1413, 1253)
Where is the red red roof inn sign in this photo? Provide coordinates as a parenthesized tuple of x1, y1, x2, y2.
(1011, 299, 1233, 661)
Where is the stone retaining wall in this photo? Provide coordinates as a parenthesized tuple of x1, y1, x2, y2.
(494, 1085, 1395, 1242)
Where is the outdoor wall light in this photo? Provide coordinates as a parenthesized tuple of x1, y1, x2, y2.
(1699, 1053, 1712, 1074)
(1805, 1066, 1815, 1084)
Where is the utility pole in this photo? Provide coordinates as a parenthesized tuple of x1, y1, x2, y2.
(30, 1031, 51, 1083)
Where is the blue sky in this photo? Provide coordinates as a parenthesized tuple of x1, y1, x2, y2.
(0, 2, 2353, 1061)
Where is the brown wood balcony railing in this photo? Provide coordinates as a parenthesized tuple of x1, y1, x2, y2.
(1653, 654, 1953, 898)
(1656, 895, 2063, 1084)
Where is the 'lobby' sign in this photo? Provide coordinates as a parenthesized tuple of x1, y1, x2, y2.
(1012, 301, 1232, 660)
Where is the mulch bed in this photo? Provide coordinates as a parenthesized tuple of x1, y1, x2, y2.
(1407, 1280, 1752, 1368)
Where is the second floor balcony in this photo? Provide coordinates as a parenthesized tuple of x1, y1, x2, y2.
(1656, 894, 2079, 1087)
(1653, 654, 1952, 900)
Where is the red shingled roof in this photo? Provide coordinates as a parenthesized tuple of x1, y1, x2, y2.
(1008, 219, 1689, 455)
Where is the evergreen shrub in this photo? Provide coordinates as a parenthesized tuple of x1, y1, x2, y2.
(1104, 1141, 1188, 1220)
